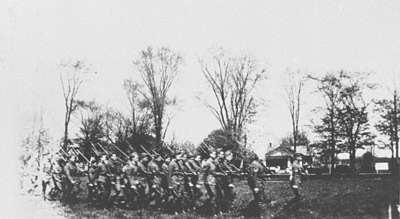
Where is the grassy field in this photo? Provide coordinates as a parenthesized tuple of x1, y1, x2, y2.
(41, 177, 394, 219)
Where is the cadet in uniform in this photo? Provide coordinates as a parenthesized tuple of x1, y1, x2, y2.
(87, 156, 98, 202)
(49, 156, 66, 200)
(167, 152, 188, 212)
(41, 155, 53, 200)
(247, 154, 265, 205)
(201, 149, 220, 214)
(108, 153, 124, 206)
(220, 150, 238, 211)
(96, 153, 111, 206)
(289, 153, 307, 200)
(185, 153, 202, 204)
(137, 153, 152, 208)
(122, 152, 140, 208)
(213, 149, 227, 212)
(159, 155, 171, 207)
(63, 155, 81, 203)
(147, 154, 164, 208)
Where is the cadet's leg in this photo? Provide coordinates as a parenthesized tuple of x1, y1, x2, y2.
(223, 176, 235, 211)
(87, 182, 95, 202)
(290, 175, 302, 200)
(191, 175, 201, 199)
(247, 175, 259, 201)
(63, 181, 72, 203)
(216, 177, 225, 212)
(291, 185, 300, 199)
(42, 180, 47, 200)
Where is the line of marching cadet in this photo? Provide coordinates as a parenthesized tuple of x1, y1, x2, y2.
(41, 146, 307, 215)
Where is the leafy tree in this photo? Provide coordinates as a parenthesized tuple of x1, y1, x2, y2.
(360, 151, 374, 173)
(374, 91, 400, 159)
(200, 129, 239, 152)
(309, 71, 347, 175)
(309, 71, 375, 174)
(198, 128, 253, 166)
(279, 131, 310, 148)
(75, 100, 156, 159)
(166, 140, 196, 154)
(75, 101, 106, 158)
(335, 75, 375, 173)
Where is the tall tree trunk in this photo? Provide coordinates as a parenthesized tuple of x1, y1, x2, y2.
(390, 111, 395, 159)
(330, 107, 336, 176)
(394, 90, 399, 177)
(132, 109, 136, 134)
(349, 145, 356, 174)
(63, 121, 69, 150)
(293, 128, 297, 153)
(155, 115, 162, 148)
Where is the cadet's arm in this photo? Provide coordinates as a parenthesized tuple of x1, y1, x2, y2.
(167, 163, 174, 188)
(191, 161, 201, 171)
(64, 166, 74, 183)
(185, 162, 196, 174)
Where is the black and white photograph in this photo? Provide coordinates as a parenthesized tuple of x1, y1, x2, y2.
(2, 0, 400, 218)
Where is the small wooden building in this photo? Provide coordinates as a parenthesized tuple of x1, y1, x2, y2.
(336, 148, 393, 173)
(265, 145, 312, 169)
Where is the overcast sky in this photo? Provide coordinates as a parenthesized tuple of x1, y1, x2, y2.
(2, 0, 400, 157)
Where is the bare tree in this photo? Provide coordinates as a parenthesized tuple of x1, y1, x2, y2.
(284, 70, 304, 152)
(123, 79, 152, 135)
(59, 60, 90, 150)
(19, 111, 51, 193)
(200, 49, 266, 151)
(133, 47, 182, 148)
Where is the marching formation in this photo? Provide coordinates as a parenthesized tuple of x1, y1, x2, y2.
(40, 145, 306, 215)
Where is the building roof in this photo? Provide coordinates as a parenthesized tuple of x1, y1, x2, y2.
(337, 147, 392, 160)
(265, 145, 309, 157)
(265, 146, 292, 157)
(291, 145, 309, 155)
(374, 147, 393, 158)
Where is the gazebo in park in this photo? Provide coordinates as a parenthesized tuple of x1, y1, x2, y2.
(265, 145, 312, 170)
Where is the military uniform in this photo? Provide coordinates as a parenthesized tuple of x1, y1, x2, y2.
(247, 159, 265, 203)
(167, 158, 184, 193)
(220, 157, 237, 211)
(186, 157, 202, 201)
(63, 158, 81, 202)
(87, 159, 98, 202)
(136, 157, 151, 208)
(167, 157, 187, 212)
(159, 158, 171, 205)
(41, 157, 53, 200)
(49, 158, 65, 200)
(122, 159, 141, 208)
(95, 158, 111, 206)
(201, 157, 219, 208)
(147, 158, 164, 207)
(108, 157, 125, 205)
(213, 157, 227, 211)
(289, 155, 306, 199)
